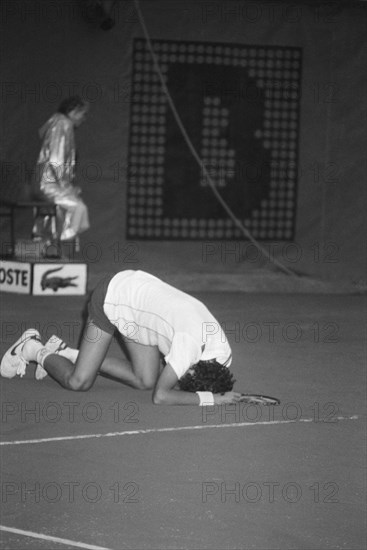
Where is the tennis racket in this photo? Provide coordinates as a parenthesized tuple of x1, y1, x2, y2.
(239, 394, 280, 405)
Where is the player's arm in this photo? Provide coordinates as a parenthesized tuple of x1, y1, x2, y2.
(153, 364, 200, 405)
(152, 363, 243, 406)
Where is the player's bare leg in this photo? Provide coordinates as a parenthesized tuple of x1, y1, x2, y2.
(22, 321, 112, 391)
(116, 339, 161, 390)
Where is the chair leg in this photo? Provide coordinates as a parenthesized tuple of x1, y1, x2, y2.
(52, 207, 62, 258)
(32, 206, 43, 241)
(10, 206, 15, 256)
(51, 209, 57, 240)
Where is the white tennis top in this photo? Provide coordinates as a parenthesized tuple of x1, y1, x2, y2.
(103, 270, 232, 378)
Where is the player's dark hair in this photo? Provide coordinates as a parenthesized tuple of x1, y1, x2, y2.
(58, 96, 88, 115)
(178, 360, 235, 393)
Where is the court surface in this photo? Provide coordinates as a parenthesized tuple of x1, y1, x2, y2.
(0, 291, 365, 550)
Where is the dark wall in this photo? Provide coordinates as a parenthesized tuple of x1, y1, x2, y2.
(1, 0, 366, 285)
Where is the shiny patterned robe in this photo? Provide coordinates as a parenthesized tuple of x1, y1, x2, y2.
(33, 113, 89, 241)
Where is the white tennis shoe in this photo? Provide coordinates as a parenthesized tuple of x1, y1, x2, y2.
(0, 329, 41, 379)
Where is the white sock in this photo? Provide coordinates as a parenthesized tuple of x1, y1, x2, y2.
(58, 347, 79, 363)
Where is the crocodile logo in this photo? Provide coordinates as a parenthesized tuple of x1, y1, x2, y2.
(41, 267, 78, 292)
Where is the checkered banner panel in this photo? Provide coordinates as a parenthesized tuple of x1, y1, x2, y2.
(127, 39, 302, 240)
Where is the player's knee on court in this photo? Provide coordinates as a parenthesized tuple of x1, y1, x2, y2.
(68, 373, 94, 392)
(136, 377, 155, 391)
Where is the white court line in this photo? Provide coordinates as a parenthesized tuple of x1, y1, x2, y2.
(0, 525, 113, 550)
(0, 415, 360, 446)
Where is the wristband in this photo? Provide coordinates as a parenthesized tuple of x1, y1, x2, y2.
(196, 391, 215, 406)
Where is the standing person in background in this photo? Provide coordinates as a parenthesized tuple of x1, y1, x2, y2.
(32, 96, 90, 244)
